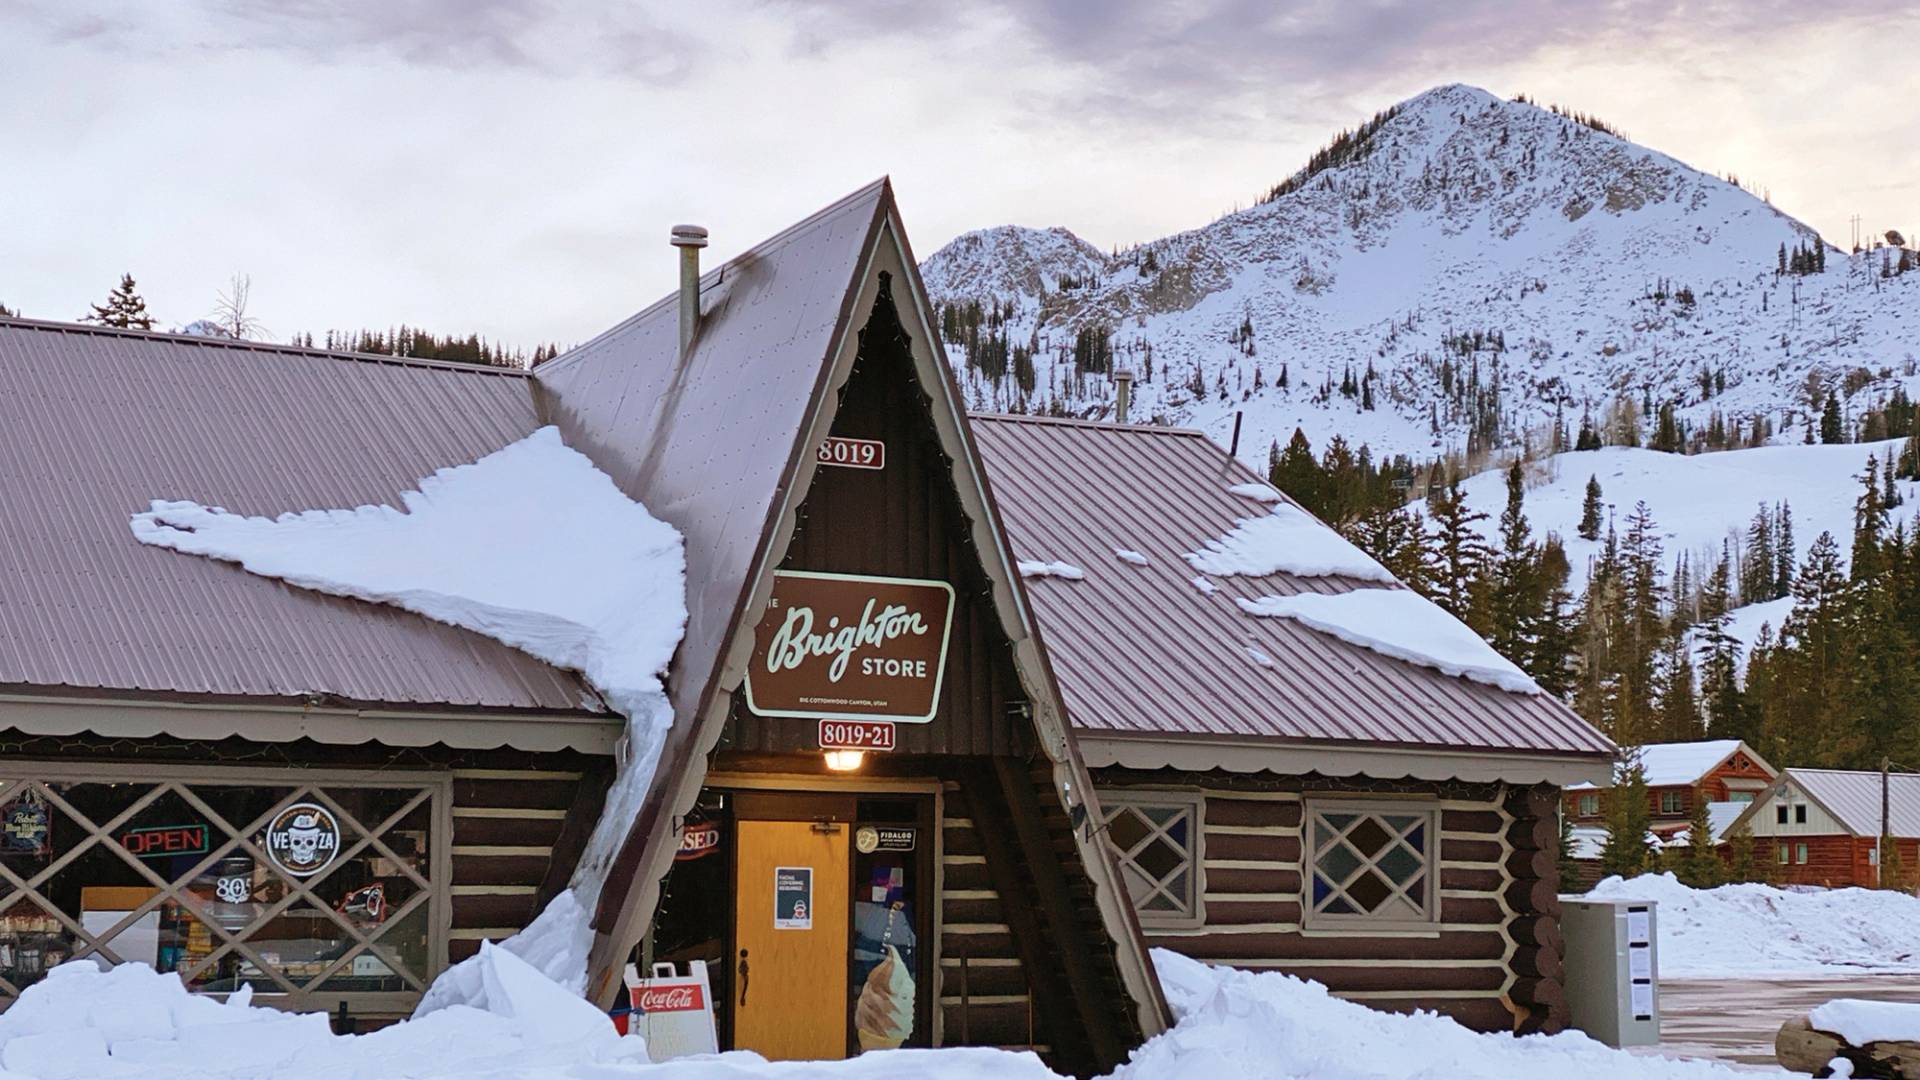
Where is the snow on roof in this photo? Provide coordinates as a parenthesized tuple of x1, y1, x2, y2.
(1632, 740, 1744, 787)
(1657, 802, 1750, 847)
(1019, 559, 1086, 580)
(1237, 589, 1540, 694)
(133, 425, 688, 995)
(1566, 740, 1754, 790)
(970, 416, 1611, 762)
(0, 317, 590, 715)
(1186, 503, 1394, 582)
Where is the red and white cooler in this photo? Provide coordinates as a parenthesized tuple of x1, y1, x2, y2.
(621, 960, 718, 1060)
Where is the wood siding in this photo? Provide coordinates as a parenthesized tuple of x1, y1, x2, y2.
(1100, 771, 1566, 1035)
(718, 323, 1030, 759)
(939, 780, 1038, 1051)
(1760, 835, 1920, 888)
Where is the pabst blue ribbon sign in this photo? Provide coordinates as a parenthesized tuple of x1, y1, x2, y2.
(744, 571, 954, 723)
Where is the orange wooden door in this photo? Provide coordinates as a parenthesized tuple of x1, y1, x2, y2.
(733, 819, 850, 1060)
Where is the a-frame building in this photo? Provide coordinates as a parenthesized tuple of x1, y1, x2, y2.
(535, 179, 1166, 1070)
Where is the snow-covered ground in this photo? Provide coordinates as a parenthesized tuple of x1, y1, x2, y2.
(1451, 438, 1918, 655)
(1589, 874, 1920, 978)
(1454, 439, 1917, 595)
(0, 947, 1772, 1080)
(1112, 950, 1760, 1079)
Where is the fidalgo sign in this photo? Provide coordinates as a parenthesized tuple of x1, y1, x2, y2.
(744, 571, 954, 723)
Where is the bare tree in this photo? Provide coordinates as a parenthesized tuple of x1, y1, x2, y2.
(211, 273, 266, 340)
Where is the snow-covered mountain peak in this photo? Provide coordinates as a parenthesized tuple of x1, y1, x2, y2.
(920, 224, 1108, 305)
(922, 84, 1917, 467)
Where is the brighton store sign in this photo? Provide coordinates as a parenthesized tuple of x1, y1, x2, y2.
(743, 571, 955, 724)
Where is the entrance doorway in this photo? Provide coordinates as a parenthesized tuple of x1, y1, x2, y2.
(713, 785, 934, 1060)
(732, 819, 849, 1059)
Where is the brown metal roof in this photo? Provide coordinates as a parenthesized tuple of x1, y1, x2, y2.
(0, 317, 595, 715)
(1777, 769, 1920, 837)
(534, 179, 890, 743)
(970, 414, 1613, 760)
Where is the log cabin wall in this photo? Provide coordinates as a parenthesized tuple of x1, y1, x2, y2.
(938, 778, 1036, 1051)
(1096, 769, 1567, 1035)
(0, 731, 613, 973)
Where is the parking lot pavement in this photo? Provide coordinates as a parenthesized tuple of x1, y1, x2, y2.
(1650, 975, 1920, 1069)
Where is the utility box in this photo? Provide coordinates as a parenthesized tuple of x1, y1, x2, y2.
(1561, 898, 1659, 1047)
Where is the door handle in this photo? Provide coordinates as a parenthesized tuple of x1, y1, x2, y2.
(737, 948, 750, 1008)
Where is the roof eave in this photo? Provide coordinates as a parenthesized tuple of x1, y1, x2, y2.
(0, 690, 621, 756)
(1079, 730, 1614, 787)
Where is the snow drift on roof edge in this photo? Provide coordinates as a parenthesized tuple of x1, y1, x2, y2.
(1238, 589, 1540, 694)
(130, 425, 689, 1000)
(1186, 503, 1394, 582)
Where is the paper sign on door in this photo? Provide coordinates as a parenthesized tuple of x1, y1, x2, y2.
(774, 866, 812, 929)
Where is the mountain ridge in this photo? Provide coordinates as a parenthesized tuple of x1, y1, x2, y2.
(922, 83, 1919, 469)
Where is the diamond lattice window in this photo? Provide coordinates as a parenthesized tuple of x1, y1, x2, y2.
(0, 764, 447, 1014)
(1098, 793, 1202, 927)
(1305, 800, 1437, 931)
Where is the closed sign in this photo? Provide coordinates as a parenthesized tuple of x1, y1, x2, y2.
(744, 571, 954, 723)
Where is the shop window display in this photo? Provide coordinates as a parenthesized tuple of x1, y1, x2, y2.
(0, 767, 445, 1012)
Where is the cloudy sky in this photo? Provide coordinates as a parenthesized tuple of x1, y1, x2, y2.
(2, 1, 1913, 349)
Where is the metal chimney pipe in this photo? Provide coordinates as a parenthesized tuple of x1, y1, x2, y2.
(1114, 369, 1134, 425)
(669, 224, 708, 357)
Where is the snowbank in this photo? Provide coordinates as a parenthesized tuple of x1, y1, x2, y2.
(1109, 949, 1750, 1079)
(1588, 873, 1920, 977)
(131, 426, 688, 998)
(1237, 588, 1540, 694)
(0, 945, 648, 1079)
(1186, 503, 1394, 582)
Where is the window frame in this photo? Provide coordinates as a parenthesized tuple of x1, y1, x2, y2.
(0, 760, 451, 1015)
(1795, 842, 1809, 865)
(1302, 797, 1439, 935)
(1794, 804, 1808, 825)
(1576, 793, 1599, 817)
(1096, 789, 1206, 930)
(1777, 843, 1790, 864)
(1659, 790, 1684, 815)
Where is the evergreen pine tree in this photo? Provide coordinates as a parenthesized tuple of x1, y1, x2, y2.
(1821, 391, 1845, 444)
(1270, 428, 1324, 519)
(1578, 475, 1604, 541)
(1489, 461, 1543, 671)
(1678, 793, 1723, 888)
(1559, 811, 1577, 874)
(1599, 758, 1656, 879)
(83, 273, 155, 330)
(1424, 472, 1494, 632)
(1774, 504, 1796, 599)
(1697, 549, 1750, 741)
(1575, 411, 1602, 451)
(1530, 536, 1580, 698)
(1655, 634, 1701, 742)
(1726, 823, 1759, 883)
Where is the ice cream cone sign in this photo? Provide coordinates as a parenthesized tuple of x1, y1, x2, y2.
(855, 944, 915, 1051)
